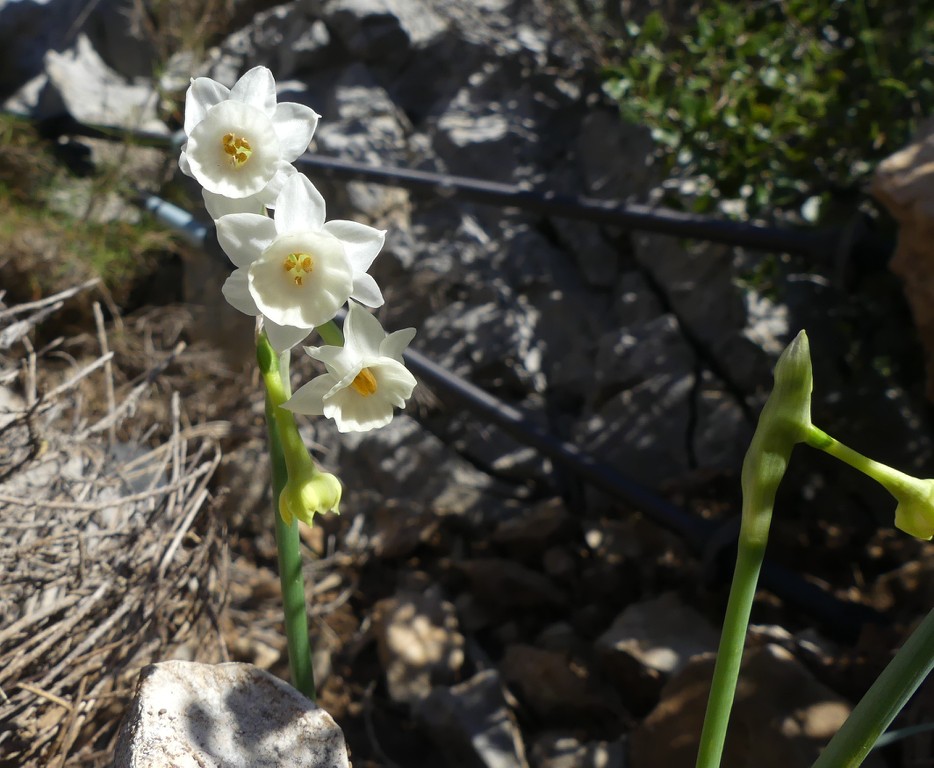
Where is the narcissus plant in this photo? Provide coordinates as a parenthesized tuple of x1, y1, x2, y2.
(286, 301, 417, 433)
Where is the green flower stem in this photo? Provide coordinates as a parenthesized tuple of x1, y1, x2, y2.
(805, 425, 934, 539)
(257, 334, 315, 701)
(696, 331, 813, 768)
(695, 538, 767, 768)
(316, 320, 344, 347)
(812, 608, 934, 768)
(805, 425, 908, 488)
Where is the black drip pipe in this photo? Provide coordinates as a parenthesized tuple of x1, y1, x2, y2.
(142, 193, 884, 638)
(296, 154, 841, 258)
(5, 109, 871, 259)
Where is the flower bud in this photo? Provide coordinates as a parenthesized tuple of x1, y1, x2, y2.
(740, 330, 814, 544)
(279, 465, 342, 527)
(887, 475, 934, 541)
(769, 329, 813, 444)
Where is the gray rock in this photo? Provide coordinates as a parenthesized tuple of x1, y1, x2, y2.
(630, 644, 883, 768)
(692, 367, 753, 474)
(595, 592, 719, 713)
(0, 0, 93, 97)
(499, 644, 626, 726)
(457, 558, 565, 609)
(530, 733, 627, 768)
(37, 34, 166, 132)
(114, 661, 349, 768)
(611, 270, 665, 328)
(322, 0, 446, 68)
(419, 299, 544, 391)
(416, 669, 529, 768)
(205, 3, 332, 84)
(373, 587, 465, 704)
(575, 110, 659, 201)
(533, 622, 583, 655)
(313, 414, 507, 525)
(633, 234, 768, 396)
(82, 0, 155, 80)
(490, 497, 572, 553)
(310, 64, 414, 221)
(430, 64, 541, 183)
(577, 314, 696, 487)
(548, 215, 621, 289)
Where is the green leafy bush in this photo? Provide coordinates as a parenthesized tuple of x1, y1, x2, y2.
(603, 0, 933, 216)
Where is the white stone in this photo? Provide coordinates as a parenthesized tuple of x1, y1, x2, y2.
(42, 34, 166, 133)
(114, 661, 349, 768)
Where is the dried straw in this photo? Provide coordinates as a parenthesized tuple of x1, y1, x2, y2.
(0, 283, 226, 767)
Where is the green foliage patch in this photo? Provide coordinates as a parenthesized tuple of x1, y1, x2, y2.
(603, 0, 933, 216)
(0, 115, 173, 305)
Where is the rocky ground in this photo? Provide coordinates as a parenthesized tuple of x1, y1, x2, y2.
(2, 0, 933, 766)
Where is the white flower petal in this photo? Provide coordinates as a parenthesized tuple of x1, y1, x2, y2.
(323, 385, 395, 433)
(178, 148, 192, 177)
(321, 220, 385, 272)
(372, 359, 418, 405)
(294, 330, 416, 432)
(274, 174, 327, 235)
(321, 358, 415, 433)
(262, 162, 298, 208)
(272, 102, 320, 160)
(203, 189, 266, 219)
(229, 66, 276, 116)
(343, 302, 387, 360)
(186, 101, 281, 197)
(305, 344, 360, 376)
(265, 318, 311, 352)
(221, 269, 260, 316)
(184, 77, 230, 135)
(380, 327, 416, 362)
(249, 231, 353, 329)
(350, 272, 384, 308)
(204, 163, 299, 219)
(216, 213, 277, 268)
(284, 374, 337, 416)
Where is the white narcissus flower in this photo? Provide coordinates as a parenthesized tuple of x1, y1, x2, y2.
(284, 302, 417, 433)
(216, 174, 387, 349)
(179, 66, 319, 199)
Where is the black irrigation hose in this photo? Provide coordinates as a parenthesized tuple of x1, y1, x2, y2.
(8, 110, 886, 260)
(142, 193, 884, 639)
(296, 154, 842, 258)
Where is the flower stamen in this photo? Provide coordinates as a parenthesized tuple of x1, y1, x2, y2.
(351, 368, 378, 397)
(283, 253, 314, 287)
(222, 132, 253, 167)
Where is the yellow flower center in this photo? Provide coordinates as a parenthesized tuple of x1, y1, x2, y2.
(222, 132, 253, 167)
(283, 252, 314, 287)
(351, 368, 378, 397)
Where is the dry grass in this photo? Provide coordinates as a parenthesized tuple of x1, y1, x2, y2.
(0, 282, 228, 768)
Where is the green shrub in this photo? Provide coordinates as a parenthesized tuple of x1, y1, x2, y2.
(603, 0, 933, 217)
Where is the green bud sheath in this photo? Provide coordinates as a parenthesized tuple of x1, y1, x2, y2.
(740, 329, 813, 544)
(697, 330, 813, 768)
